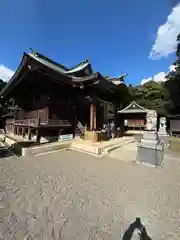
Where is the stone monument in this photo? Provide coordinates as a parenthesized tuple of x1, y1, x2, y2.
(158, 117, 169, 146)
(136, 110, 164, 167)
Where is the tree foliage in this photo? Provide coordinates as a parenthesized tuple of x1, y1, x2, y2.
(164, 34, 180, 114)
(126, 33, 180, 116)
(127, 81, 170, 115)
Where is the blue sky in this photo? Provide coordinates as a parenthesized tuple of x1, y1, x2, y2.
(0, 0, 179, 85)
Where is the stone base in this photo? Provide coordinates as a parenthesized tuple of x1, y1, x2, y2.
(84, 131, 98, 142)
(158, 132, 169, 146)
(136, 131, 164, 166)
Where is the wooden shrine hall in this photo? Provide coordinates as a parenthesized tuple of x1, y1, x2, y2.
(0, 49, 127, 143)
(117, 101, 149, 132)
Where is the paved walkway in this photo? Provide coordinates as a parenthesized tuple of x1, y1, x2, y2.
(1, 147, 180, 239)
(108, 142, 138, 163)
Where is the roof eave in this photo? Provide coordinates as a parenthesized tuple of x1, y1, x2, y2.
(0, 53, 29, 99)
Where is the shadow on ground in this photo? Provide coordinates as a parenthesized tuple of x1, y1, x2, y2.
(122, 218, 152, 240)
(0, 145, 14, 158)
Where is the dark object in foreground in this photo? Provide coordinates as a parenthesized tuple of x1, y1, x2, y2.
(122, 217, 152, 240)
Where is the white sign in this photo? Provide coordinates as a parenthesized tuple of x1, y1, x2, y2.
(59, 134, 73, 141)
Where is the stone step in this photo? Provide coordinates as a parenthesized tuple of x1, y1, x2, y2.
(71, 138, 135, 156)
(28, 141, 71, 156)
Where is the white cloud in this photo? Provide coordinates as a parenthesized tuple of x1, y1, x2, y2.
(149, 3, 180, 59)
(153, 72, 167, 82)
(141, 77, 153, 85)
(168, 64, 176, 71)
(140, 64, 176, 85)
(0, 65, 14, 82)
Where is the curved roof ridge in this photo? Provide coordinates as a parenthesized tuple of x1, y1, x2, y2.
(69, 58, 90, 70)
(28, 49, 69, 71)
(65, 62, 90, 74)
(107, 73, 128, 82)
(29, 49, 92, 75)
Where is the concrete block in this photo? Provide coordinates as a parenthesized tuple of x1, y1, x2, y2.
(136, 146, 164, 166)
(136, 131, 164, 167)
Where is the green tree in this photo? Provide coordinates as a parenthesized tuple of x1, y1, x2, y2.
(127, 34, 180, 115)
(128, 81, 170, 115)
(165, 34, 180, 114)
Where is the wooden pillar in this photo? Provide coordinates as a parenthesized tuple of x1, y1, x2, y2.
(72, 105, 76, 137)
(28, 127, 31, 140)
(94, 105, 96, 130)
(36, 116, 41, 144)
(114, 104, 118, 137)
(17, 126, 20, 135)
(119, 116, 125, 137)
(90, 103, 94, 131)
(13, 125, 15, 135)
(90, 103, 96, 131)
(22, 127, 25, 138)
(36, 128, 40, 144)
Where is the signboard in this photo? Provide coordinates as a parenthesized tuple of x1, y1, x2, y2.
(59, 134, 73, 141)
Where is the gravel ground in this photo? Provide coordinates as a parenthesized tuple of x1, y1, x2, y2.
(1, 146, 180, 239)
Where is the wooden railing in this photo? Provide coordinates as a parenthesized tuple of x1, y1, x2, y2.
(5, 119, 15, 124)
(41, 119, 71, 126)
(5, 118, 71, 127)
(14, 119, 39, 126)
(77, 121, 85, 133)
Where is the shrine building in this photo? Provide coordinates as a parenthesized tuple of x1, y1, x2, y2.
(0, 49, 128, 142)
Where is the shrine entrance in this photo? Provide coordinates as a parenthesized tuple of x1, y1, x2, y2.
(117, 101, 149, 137)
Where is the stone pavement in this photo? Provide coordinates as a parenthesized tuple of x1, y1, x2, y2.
(108, 142, 138, 163)
(1, 147, 180, 239)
